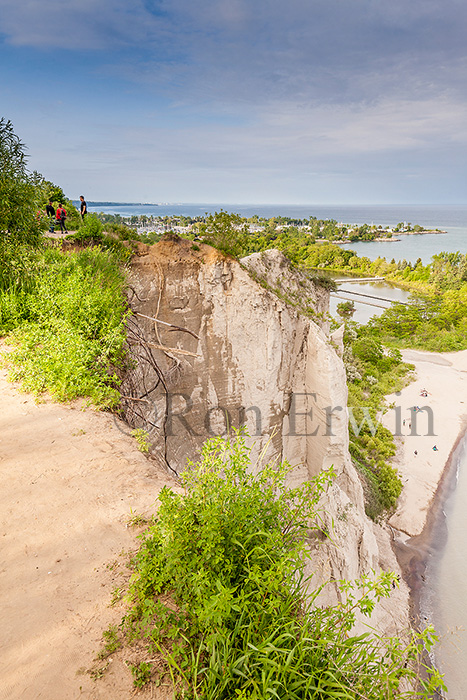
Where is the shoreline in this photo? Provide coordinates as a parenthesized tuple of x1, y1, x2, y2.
(392, 424, 467, 624)
(383, 349, 467, 538)
(381, 349, 467, 626)
(335, 229, 447, 244)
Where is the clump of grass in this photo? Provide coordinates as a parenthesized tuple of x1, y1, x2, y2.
(69, 213, 104, 242)
(96, 625, 121, 660)
(110, 586, 124, 606)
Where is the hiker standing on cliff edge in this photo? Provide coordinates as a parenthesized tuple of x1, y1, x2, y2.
(80, 195, 87, 219)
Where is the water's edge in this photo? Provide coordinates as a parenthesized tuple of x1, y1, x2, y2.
(392, 421, 467, 689)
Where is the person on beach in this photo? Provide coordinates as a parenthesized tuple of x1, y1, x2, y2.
(414, 450, 418, 456)
(45, 200, 55, 232)
(80, 195, 87, 219)
(433, 445, 438, 451)
(56, 205, 67, 233)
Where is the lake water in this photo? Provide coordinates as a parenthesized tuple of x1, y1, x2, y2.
(90, 202, 467, 266)
(423, 437, 467, 698)
(93, 201, 467, 689)
(329, 279, 411, 324)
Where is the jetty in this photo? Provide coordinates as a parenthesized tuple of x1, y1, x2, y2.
(331, 288, 408, 309)
(333, 276, 385, 283)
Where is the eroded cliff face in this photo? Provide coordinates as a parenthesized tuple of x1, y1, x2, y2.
(123, 235, 409, 634)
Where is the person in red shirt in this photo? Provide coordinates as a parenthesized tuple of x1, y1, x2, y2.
(56, 205, 68, 233)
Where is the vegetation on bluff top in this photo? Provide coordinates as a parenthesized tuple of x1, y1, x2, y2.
(0, 119, 132, 406)
(0, 245, 129, 406)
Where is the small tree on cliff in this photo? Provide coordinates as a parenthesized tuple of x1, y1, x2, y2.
(197, 210, 249, 258)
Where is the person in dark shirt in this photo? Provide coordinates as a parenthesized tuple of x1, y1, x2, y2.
(45, 200, 55, 232)
(80, 195, 87, 218)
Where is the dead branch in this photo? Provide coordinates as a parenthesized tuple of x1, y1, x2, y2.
(120, 395, 151, 403)
(146, 342, 200, 358)
(134, 312, 200, 340)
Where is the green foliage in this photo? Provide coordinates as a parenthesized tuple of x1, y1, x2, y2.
(104, 221, 139, 240)
(97, 625, 122, 660)
(129, 661, 152, 688)
(352, 337, 384, 365)
(0, 117, 42, 244)
(71, 213, 104, 242)
(0, 246, 128, 407)
(343, 327, 411, 519)
(366, 288, 467, 352)
(131, 428, 151, 453)
(430, 252, 467, 289)
(336, 300, 355, 319)
(198, 211, 249, 257)
(120, 435, 444, 698)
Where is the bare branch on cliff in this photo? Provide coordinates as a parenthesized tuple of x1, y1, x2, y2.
(145, 342, 200, 358)
(134, 312, 200, 340)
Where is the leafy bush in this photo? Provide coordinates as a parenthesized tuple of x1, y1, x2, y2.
(120, 435, 444, 698)
(1, 246, 128, 406)
(198, 211, 249, 258)
(0, 118, 42, 244)
(70, 213, 104, 242)
(104, 221, 139, 240)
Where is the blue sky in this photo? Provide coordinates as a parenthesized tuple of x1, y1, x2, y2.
(1, 0, 466, 204)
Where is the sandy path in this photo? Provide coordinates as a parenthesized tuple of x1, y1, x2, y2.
(382, 349, 467, 537)
(0, 368, 177, 700)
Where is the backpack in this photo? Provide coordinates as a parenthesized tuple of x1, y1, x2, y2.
(60, 208, 67, 220)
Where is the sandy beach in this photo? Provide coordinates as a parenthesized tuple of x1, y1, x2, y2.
(0, 366, 175, 700)
(383, 349, 467, 538)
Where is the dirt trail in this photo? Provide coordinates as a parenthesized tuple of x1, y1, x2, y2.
(0, 368, 176, 700)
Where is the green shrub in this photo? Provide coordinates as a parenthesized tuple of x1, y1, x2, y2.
(0, 118, 42, 244)
(70, 213, 104, 242)
(1, 246, 128, 407)
(120, 435, 444, 698)
(198, 211, 249, 258)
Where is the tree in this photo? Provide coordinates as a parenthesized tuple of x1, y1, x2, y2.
(337, 300, 356, 319)
(198, 210, 249, 257)
(0, 118, 41, 243)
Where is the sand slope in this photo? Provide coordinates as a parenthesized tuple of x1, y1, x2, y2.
(0, 368, 176, 700)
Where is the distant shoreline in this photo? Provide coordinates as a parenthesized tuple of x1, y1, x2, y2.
(77, 201, 159, 207)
